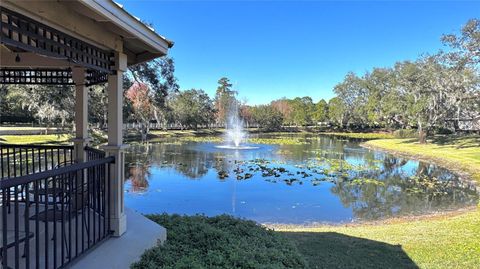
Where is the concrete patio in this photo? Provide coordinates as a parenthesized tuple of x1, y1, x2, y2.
(70, 208, 166, 269)
(2, 204, 166, 269)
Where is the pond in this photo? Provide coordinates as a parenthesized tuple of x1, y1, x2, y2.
(124, 134, 479, 224)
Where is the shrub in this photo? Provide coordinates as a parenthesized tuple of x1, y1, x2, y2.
(393, 129, 418, 139)
(132, 214, 308, 269)
(435, 127, 454, 135)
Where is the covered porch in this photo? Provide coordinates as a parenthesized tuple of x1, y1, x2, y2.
(0, 1, 172, 268)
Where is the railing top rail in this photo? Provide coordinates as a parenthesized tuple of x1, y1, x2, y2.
(0, 143, 74, 149)
(0, 156, 115, 189)
(85, 146, 106, 155)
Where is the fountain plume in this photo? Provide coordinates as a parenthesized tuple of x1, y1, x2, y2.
(225, 101, 245, 147)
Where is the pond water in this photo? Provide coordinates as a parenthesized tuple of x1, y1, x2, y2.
(124, 135, 479, 224)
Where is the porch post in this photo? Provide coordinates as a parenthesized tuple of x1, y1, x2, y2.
(103, 52, 128, 237)
(72, 67, 89, 163)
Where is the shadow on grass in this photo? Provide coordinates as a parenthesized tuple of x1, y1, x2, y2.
(430, 135, 480, 149)
(281, 231, 418, 269)
(397, 135, 480, 149)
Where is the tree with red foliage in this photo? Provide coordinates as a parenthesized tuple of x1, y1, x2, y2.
(125, 82, 154, 141)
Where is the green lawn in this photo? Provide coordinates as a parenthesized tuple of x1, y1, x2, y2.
(0, 126, 55, 131)
(0, 134, 72, 145)
(323, 132, 395, 140)
(136, 211, 480, 269)
(364, 135, 480, 183)
(276, 210, 480, 269)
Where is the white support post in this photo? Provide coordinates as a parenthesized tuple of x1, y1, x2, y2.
(72, 67, 89, 163)
(102, 52, 128, 237)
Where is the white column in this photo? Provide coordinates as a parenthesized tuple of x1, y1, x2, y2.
(72, 67, 89, 163)
(102, 52, 128, 237)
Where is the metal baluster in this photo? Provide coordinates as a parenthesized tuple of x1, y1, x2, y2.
(2, 188, 8, 269)
(44, 177, 49, 269)
(93, 164, 96, 243)
(34, 174, 40, 268)
(14, 182, 19, 269)
(24, 181, 30, 268)
(52, 170, 57, 268)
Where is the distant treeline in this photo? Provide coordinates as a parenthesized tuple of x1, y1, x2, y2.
(1, 19, 478, 143)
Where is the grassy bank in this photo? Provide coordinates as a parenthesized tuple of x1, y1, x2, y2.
(322, 132, 395, 140)
(0, 134, 72, 145)
(363, 135, 480, 183)
(275, 209, 480, 269)
(135, 211, 480, 269)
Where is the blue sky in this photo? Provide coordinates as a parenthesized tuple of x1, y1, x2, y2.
(118, 0, 479, 105)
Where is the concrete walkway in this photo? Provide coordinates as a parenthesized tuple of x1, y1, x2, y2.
(70, 207, 166, 269)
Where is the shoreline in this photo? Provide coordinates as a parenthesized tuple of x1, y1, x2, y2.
(266, 205, 479, 230)
(270, 136, 480, 230)
(361, 140, 480, 190)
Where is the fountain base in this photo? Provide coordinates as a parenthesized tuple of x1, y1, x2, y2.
(214, 145, 259, 150)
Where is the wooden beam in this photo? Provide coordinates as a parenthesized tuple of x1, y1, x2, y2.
(0, 50, 72, 68)
(2, 0, 122, 51)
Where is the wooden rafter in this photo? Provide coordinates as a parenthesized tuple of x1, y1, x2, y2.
(0, 7, 113, 73)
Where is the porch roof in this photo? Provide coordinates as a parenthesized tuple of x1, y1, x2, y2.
(1, 0, 173, 68)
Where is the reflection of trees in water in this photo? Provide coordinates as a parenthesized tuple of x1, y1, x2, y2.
(124, 138, 478, 219)
(126, 142, 232, 180)
(129, 165, 150, 192)
(125, 143, 152, 193)
(330, 158, 479, 220)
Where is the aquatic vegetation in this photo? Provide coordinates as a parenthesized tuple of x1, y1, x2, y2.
(174, 135, 308, 145)
(348, 178, 385, 186)
(218, 170, 229, 179)
(178, 136, 223, 143)
(249, 137, 308, 145)
(405, 176, 450, 196)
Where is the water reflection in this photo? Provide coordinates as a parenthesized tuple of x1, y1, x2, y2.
(124, 135, 478, 223)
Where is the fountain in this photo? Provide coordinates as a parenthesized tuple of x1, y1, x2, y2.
(215, 100, 258, 150)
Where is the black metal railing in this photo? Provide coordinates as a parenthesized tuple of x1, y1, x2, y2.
(85, 146, 106, 161)
(1, 145, 114, 269)
(0, 144, 74, 180)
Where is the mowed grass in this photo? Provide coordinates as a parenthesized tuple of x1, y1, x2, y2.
(364, 135, 480, 183)
(0, 134, 72, 145)
(275, 209, 480, 269)
(0, 126, 54, 131)
(323, 132, 395, 140)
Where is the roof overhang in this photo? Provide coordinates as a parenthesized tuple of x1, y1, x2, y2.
(74, 0, 174, 65)
(0, 0, 172, 67)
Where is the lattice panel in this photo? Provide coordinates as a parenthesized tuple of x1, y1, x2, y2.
(86, 69, 108, 86)
(0, 68, 74, 85)
(0, 68, 108, 86)
(0, 7, 113, 73)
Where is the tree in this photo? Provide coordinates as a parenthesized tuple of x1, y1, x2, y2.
(271, 98, 293, 126)
(290, 97, 314, 127)
(363, 68, 406, 128)
(125, 82, 155, 141)
(311, 99, 329, 125)
(18, 85, 74, 131)
(88, 85, 108, 128)
(125, 57, 179, 130)
(442, 18, 480, 67)
(250, 105, 284, 131)
(333, 72, 369, 128)
(239, 104, 253, 128)
(441, 19, 480, 131)
(170, 89, 215, 130)
(214, 77, 237, 126)
(394, 57, 452, 143)
(328, 97, 347, 128)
